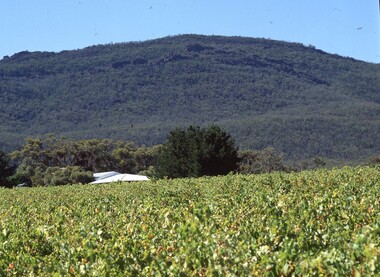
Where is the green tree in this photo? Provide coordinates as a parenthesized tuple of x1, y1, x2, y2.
(133, 144, 162, 176)
(238, 147, 290, 174)
(199, 125, 239, 176)
(10, 135, 155, 186)
(156, 125, 239, 178)
(43, 166, 94, 186)
(0, 150, 16, 187)
(10, 136, 101, 185)
(156, 128, 200, 178)
(111, 141, 137, 173)
(71, 139, 118, 172)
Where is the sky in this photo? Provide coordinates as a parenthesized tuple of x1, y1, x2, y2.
(1, 0, 379, 63)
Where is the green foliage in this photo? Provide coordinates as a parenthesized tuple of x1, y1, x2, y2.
(238, 147, 290, 174)
(199, 125, 240, 176)
(156, 125, 239, 178)
(0, 150, 15, 187)
(43, 166, 94, 186)
(368, 155, 380, 166)
(157, 127, 200, 178)
(0, 35, 379, 162)
(5, 172, 28, 188)
(133, 145, 162, 176)
(11, 135, 157, 186)
(0, 167, 379, 275)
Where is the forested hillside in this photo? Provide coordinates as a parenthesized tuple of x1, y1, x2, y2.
(0, 34, 379, 161)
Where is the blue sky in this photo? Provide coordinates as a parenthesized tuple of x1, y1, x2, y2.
(1, 0, 379, 63)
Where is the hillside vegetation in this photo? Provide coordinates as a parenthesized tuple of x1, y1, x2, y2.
(1, 34, 379, 161)
(0, 167, 379, 275)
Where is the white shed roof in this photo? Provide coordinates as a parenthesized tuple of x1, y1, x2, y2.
(91, 173, 149, 184)
(93, 171, 121, 181)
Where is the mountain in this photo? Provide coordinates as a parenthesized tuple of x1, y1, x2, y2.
(0, 34, 379, 161)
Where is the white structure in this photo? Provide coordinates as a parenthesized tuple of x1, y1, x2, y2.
(91, 171, 149, 184)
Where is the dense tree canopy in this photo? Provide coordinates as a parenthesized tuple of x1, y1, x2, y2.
(43, 166, 94, 186)
(10, 135, 157, 186)
(156, 128, 200, 178)
(0, 150, 15, 187)
(238, 148, 290, 174)
(199, 125, 240, 176)
(156, 125, 239, 178)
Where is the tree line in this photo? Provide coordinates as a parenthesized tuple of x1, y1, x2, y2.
(2, 125, 364, 188)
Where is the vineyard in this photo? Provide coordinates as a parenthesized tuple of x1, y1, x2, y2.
(0, 167, 379, 275)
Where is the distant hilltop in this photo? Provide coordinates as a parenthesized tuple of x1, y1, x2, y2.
(0, 34, 379, 162)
